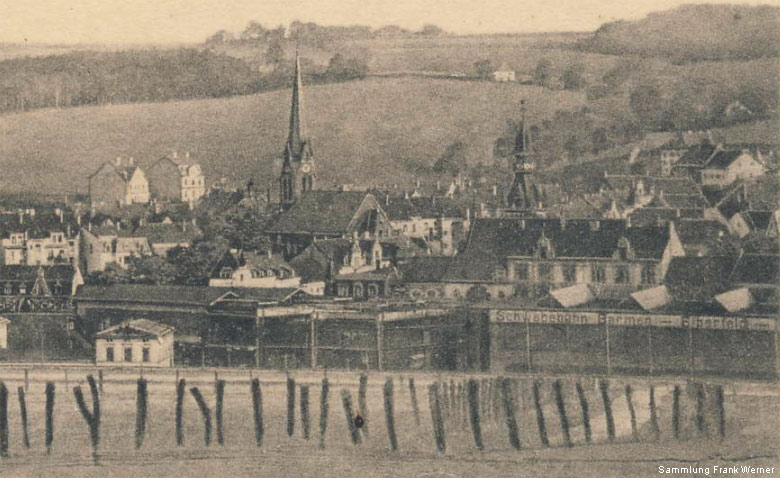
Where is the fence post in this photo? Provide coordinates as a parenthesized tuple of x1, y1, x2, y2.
(17, 386, 30, 448)
(340, 389, 361, 445)
(190, 387, 212, 446)
(672, 385, 681, 440)
(318, 377, 329, 449)
(467, 378, 483, 451)
(408, 378, 420, 427)
(358, 373, 369, 438)
(215, 380, 226, 446)
(0, 382, 8, 458)
(599, 380, 614, 441)
(175, 378, 186, 446)
(73, 375, 101, 464)
(429, 384, 446, 453)
(553, 379, 571, 447)
(649, 385, 660, 440)
(135, 378, 148, 449)
(715, 385, 725, 440)
(300, 385, 311, 440)
(694, 382, 706, 436)
(251, 379, 264, 447)
(532, 380, 548, 447)
(500, 377, 520, 450)
(625, 384, 638, 442)
(286, 375, 296, 437)
(383, 378, 398, 452)
(45, 382, 55, 454)
(576, 382, 591, 444)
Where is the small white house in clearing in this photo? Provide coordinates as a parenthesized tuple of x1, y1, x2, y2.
(0, 317, 9, 349)
(492, 63, 516, 82)
(95, 319, 174, 367)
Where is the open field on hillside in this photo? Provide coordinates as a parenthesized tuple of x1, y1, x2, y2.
(0, 78, 586, 194)
(0, 366, 775, 478)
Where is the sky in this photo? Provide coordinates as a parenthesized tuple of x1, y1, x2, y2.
(0, 0, 775, 45)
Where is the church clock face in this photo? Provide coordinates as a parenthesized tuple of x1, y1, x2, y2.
(300, 161, 313, 174)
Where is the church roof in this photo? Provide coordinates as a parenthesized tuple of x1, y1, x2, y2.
(269, 191, 372, 235)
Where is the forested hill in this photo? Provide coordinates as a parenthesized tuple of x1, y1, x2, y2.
(575, 4, 779, 62)
(0, 48, 366, 115)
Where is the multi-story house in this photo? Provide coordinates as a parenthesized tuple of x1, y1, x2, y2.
(209, 250, 301, 289)
(146, 152, 207, 207)
(88, 156, 150, 211)
(700, 148, 767, 188)
(382, 195, 469, 255)
(0, 209, 79, 266)
(441, 217, 683, 302)
(79, 222, 151, 273)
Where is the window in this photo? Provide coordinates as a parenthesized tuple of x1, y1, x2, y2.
(219, 267, 232, 279)
(106, 347, 114, 362)
(591, 265, 606, 283)
(537, 263, 553, 282)
(124, 347, 133, 362)
(563, 264, 577, 283)
(615, 266, 629, 284)
(368, 284, 379, 297)
(353, 283, 364, 298)
(515, 263, 529, 281)
(337, 284, 350, 297)
(641, 264, 656, 284)
(142, 348, 150, 363)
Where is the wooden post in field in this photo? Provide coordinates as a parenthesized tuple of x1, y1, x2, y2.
(175, 379, 186, 446)
(467, 378, 483, 451)
(0, 382, 8, 458)
(649, 385, 660, 440)
(408, 378, 420, 426)
(251, 379, 264, 447)
(672, 385, 681, 440)
(215, 380, 226, 446)
(576, 382, 591, 444)
(625, 384, 638, 442)
(286, 375, 296, 437)
(358, 373, 369, 438)
(73, 375, 101, 464)
(428, 384, 446, 453)
(18, 386, 30, 448)
(715, 385, 725, 440)
(340, 389, 361, 445)
(135, 378, 148, 449)
(318, 377, 329, 449)
(532, 380, 548, 447)
(300, 385, 311, 440)
(599, 380, 615, 441)
(553, 379, 571, 447)
(500, 377, 520, 450)
(190, 387, 212, 446)
(383, 378, 397, 452)
(45, 382, 55, 454)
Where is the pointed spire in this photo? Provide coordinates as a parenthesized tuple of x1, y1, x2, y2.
(286, 49, 306, 161)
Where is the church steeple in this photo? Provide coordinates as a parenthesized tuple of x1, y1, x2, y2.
(506, 99, 536, 214)
(286, 51, 306, 161)
(280, 50, 315, 211)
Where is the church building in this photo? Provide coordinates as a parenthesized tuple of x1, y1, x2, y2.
(268, 53, 392, 261)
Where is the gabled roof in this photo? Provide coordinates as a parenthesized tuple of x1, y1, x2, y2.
(210, 287, 302, 305)
(268, 191, 374, 234)
(96, 318, 173, 338)
(631, 286, 671, 311)
(735, 210, 774, 231)
(674, 220, 730, 254)
(133, 223, 200, 245)
(603, 175, 700, 196)
(704, 149, 754, 170)
(676, 141, 717, 167)
(730, 254, 778, 285)
(397, 256, 453, 283)
(551, 284, 594, 308)
(663, 256, 737, 302)
(210, 250, 294, 279)
(381, 196, 465, 221)
(443, 218, 669, 282)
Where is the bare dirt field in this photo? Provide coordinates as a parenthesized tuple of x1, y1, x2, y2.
(0, 366, 776, 478)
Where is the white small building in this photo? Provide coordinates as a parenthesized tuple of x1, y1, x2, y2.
(492, 63, 516, 82)
(209, 250, 301, 289)
(701, 149, 767, 187)
(0, 317, 9, 350)
(95, 319, 174, 367)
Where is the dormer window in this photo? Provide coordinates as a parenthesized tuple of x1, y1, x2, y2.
(616, 236, 631, 260)
(219, 267, 233, 279)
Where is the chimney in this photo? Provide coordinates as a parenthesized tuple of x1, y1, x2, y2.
(115, 156, 122, 166)
(185, 151, 190, 159)
(626, 214, 632, 228)
(436, 180, 441, 191)
(172, 151, 178, 159)
(492, 185, 497, 196)
(519, 219, 526, 230)
(58, 208, 64, 223)
(128, 157, 134, 166)
(18, 210, 23, 225)
(385, 195, 390, 206)
(267, 249, 272, 259)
